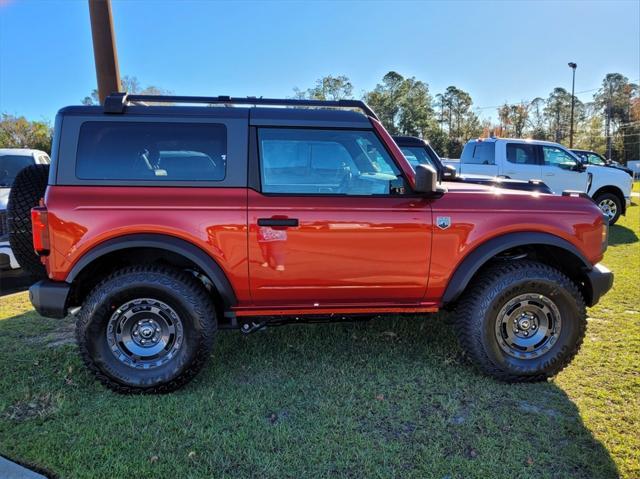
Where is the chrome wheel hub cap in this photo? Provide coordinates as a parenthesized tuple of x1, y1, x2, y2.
(598, 199, 617, 220)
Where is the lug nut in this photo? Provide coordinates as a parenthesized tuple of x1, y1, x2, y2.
(524, 332, 529, 336)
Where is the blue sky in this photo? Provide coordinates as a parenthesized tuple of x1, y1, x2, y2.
(1, 0, 638, 123)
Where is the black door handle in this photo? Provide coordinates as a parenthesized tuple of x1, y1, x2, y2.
(257, 218, 299, 227)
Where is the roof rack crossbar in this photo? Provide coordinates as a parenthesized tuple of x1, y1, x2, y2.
(104, 92, 379, 120)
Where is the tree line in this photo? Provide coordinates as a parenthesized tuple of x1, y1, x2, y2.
(1, 72, 637, 163)
(295, 72, 639, 162)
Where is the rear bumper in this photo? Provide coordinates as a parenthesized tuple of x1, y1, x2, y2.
(0, 241, 20, 271)
(29, 280, 70, 318)
(585, 263, 614, 307)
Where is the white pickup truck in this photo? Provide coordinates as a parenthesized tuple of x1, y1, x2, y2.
(456, 138, 632, 224)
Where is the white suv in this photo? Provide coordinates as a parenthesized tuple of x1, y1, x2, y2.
(459, 138, 632, 224)
(0, 148, 50, 272)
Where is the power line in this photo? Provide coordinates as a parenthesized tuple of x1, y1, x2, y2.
(472, 79, 640, 112)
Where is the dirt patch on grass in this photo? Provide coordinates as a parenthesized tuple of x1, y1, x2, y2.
(25, 317, 76, 349)
(3, 394, 58, 422)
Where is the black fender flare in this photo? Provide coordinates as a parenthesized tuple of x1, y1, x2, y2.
(66, 233, 237, 307)
(441, 232, 591, 305)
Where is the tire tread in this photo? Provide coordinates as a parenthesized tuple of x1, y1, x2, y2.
(76, 265, 217, 394)
(454, 260, 587, 382)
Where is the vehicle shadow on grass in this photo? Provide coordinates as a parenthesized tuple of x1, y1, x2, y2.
(0, 310, 620, 479)
(608, 224, 638, 245)
(198, 315, 620, 478)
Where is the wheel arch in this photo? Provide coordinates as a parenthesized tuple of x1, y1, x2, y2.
(442, 232, 594, 306)
(66, 233, 237, 308)
(592, 185, 626, 214)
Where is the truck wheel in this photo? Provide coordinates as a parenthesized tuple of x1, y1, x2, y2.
(454, 260, 586, 382)
(7, 164, 49, 279)
(76, 266, 217, 394)
(594, 192, 621, 225)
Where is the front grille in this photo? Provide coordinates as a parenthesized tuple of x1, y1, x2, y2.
(0, 210, 8, 240)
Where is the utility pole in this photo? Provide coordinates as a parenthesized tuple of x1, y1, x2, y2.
(568, 62, 577, 148)
(606, 81, 613, 160)
(88, 0, 121, 104)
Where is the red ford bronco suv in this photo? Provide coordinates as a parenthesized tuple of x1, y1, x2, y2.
(8, 93, 613, 393)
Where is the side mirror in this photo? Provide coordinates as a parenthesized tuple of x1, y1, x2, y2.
(443, 165, 457, 180)
(414, 164, 439, 195)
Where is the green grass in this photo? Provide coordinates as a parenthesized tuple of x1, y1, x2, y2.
(1, 206, 638, 479)
(633, 180, 639, 193)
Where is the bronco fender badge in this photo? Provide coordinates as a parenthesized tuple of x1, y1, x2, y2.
(436, 216, 451, 230)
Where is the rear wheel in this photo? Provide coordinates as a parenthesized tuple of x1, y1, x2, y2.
(7, 164, 50, 279)
(594, 192, 621, 225)
(76, 266, 217, 393)
(454, 260, 586, 382)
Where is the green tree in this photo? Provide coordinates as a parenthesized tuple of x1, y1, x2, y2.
(437, 86, 480, 157)
(527, 97, 547, 139)
(0, 114, 52, 153)
(544, 87, 583, 144)
(293, 75, 353, 100)
(594, 73, 639, 162)
(364, 72, 443, 154)
(82, 75, 170, 105)
(497, 103, 529, 138)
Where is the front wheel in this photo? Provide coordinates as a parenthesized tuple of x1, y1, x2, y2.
(594, 192, 622, 225)
(76, 266, 217, 393)
(454, 260, 586, 382)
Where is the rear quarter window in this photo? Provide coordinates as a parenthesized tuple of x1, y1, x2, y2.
(461, 142, 495, 165)
(506, 143, 538, 165)
(76, 121, 227, 181)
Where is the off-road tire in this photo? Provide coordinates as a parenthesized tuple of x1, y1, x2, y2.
(76, 266, 217, 394)
(594, 192, 622, 225)
(453, 260, 587, 382)
(7, 164, 50, 279)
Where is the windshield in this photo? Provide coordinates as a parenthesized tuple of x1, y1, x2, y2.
(400, 146, 438, 170)
(0, 155, 35, 187)
(572, 150, 606, 166)
(586, 153, 606, 166)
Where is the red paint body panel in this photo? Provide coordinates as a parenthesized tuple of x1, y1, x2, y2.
(43, 186, 251, 302)
(246, 189, 432, 307)
(425, 185, 605, 303)
(40, 115, 606, 317)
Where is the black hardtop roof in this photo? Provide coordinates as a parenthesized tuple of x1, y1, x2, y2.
(392, 136, 427, 147)
(57, 104, 372, 128)
(58, 92, 375, 128)
(103, 93, 378, 118)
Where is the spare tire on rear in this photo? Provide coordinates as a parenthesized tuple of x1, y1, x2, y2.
(7, 164, 50, 279)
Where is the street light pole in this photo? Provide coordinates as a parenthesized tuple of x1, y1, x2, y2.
(88, 0, 121, 104)
(568, 62, 577, 148)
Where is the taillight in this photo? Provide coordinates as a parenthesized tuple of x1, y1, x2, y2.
(31, 207, 50, 255)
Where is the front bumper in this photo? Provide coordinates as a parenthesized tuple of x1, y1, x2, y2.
(29, 280, 71, 318)
(585, 263, 614, 307)
(625, 196, 631, 212)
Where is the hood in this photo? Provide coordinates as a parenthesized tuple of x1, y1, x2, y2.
(586, 164, 618, 174)
(457, 173, 497, 181)
(442, 181, 504, 193)
(586, 164, 632, 179)
(0, 187, 9, 211)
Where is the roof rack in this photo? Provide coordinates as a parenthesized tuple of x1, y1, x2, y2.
(104, 92, 379, 120)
